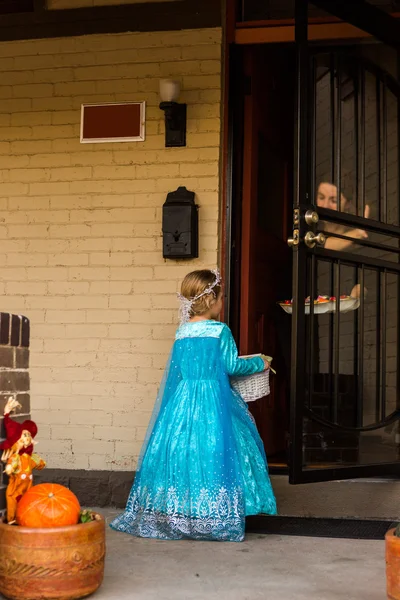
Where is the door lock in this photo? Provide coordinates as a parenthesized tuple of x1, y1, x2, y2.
(287, 229, 300, 247)
(305, 210, 319, 226)
(304, 231, 326, 248)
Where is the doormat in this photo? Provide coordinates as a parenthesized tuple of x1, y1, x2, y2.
(245, 515, 393, 540)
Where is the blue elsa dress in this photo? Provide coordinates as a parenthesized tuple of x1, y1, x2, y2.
(110, 320, 277, 542)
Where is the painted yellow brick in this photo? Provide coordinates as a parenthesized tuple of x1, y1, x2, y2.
(46, 310, 85, 323)
(49, 224, 91, 238)
(66, 295, 108, 309)
(70, 208, 156, 223)
(26, 267, 68, 281)
(7, 253, 48, 266)
(65, 324, 108, 338)
(90, 223, 134, 237)
(109, 266, 153, 281)
(28, 239, 68, 252)
(73, 440, 115, 454)
(7, 210, 69, 223)
(48, 281, 89, 295)
(89, 281, 132, 294)
(137, 368, 164, 385)
(93, 426, 136, 442)
(112, 411, 151, 428)
(29, 182, 70, 196)
(65, 352, 108, 368)
(0, 295, 25, 310)
(134, 280, 177, 295)
(30, 353, 66, 367)
(49, 167, 92, 181)
(108, 352, 152, 368)
(86, 310, 129, 323)
(69, 267, 109, 281)
(51, 425, 94, 440)
(26, 296, 66, 309)
(6, 281, 46, 295)
(113, 239, 157, 254)
(0, 267, 26, 281)
(109, 295, 148, 309)
(1, 155, 30, 168)
(54, 81, 96, 96)
(13, 83, 53, 98)
(89, 252, 132, 266)
(132, 223, 161, 237)
(129, 309, 175, 324)
(114, 441, 143, 458)
(31, 155, 68, 173)
(108, 324, 152, 339)
(0, 26, 222, 470)
(1, 183, 29, 196)
(0, 86, 12, 99)
(48, 253, 89, 266)
(9, 197, 50, 211)
(133, 252, 163, 266)
(0, 240, 28, 253)
(182, 44, 221, 60)
(68, 154, 114, 169)
(68, 238, 111, 252)
(99, 339, 131, 354)
(151, 293, 181, 309)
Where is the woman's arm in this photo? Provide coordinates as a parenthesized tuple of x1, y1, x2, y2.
(220, 325, 267, 377)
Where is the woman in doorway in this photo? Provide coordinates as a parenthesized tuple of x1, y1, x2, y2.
(316, 181, 370, 252)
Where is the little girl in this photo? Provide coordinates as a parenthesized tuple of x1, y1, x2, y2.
(110, 269, 277, 542)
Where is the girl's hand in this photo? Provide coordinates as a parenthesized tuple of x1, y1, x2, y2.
(262, 357, 270, 370)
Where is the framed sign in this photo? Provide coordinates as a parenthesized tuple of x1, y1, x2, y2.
(80, 101, 145, 144)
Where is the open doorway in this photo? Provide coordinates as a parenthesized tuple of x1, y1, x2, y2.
(229, 44, 296, 470)
(229, 36, 400, 476)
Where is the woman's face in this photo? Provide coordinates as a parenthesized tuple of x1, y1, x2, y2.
(317, 182, 347, 212)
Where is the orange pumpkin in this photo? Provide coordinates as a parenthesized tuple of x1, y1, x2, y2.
(16, 483, 81, 528)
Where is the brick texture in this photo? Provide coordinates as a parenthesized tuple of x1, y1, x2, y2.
(0, 28, 222, 471)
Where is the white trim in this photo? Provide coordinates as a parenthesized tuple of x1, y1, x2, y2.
(80, 101, 146, 144)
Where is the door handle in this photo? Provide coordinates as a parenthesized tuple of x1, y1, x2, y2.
(287, 229, 300, 247)
(305, 210, 319, 226)
(304, 231, 326, 248)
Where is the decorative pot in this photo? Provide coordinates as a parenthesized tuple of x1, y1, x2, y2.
(386, 528, 400, 599)
(0, 514, 105, 600)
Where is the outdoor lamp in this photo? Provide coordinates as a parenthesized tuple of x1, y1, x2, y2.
(159, 79, 187, 148)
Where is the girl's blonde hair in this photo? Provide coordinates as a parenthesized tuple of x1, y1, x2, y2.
(180, 270, 222, 318)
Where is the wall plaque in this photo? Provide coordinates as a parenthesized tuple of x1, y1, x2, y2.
(80, 101, 145, 144)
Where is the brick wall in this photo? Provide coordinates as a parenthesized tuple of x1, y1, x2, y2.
(0, 313, 30, 512)
(0, 27, 222, 472)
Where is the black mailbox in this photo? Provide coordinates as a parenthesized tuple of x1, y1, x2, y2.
(162, 186, 198, 259)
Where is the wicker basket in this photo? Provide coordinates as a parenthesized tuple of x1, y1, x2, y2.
(231, 354, 270, 402)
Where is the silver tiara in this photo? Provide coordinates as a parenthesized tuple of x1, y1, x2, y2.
(177, 269, 221, 325)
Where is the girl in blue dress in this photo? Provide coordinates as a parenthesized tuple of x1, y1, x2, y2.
(110, 269, 277, 542)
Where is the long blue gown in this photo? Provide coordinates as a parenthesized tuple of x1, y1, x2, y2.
(110, 320, 277, 542)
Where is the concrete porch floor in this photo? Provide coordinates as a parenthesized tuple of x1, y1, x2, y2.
(96, 508, 386, 600)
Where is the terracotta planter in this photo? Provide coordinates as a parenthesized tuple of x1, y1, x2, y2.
(0, 515, 105, 600)
(386, 528, 400, 600)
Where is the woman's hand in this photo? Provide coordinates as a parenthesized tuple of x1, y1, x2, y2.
(324, 205, 370, 251)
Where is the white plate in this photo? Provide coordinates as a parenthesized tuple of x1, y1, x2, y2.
(279, 297, 360, 315)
